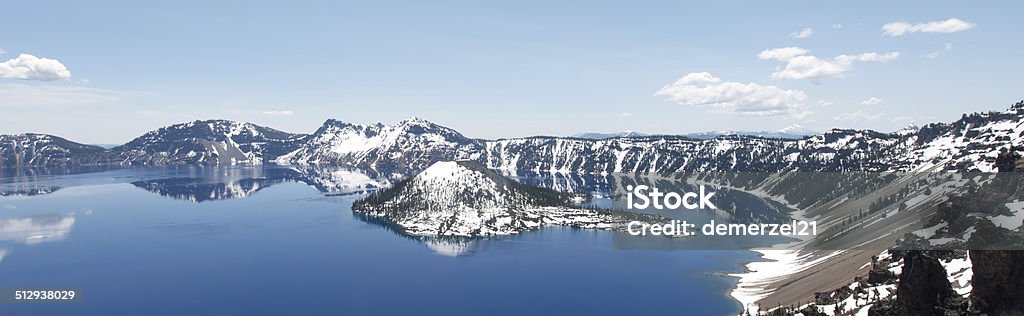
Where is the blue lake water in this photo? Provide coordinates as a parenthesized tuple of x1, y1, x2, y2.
(0, 166, 766, 315)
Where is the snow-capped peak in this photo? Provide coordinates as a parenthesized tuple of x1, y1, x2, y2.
(896, 123, 921, 135)
(777, 124, 816, 135)
(400, 116, 434, 125)
(275, 119, 480, 172)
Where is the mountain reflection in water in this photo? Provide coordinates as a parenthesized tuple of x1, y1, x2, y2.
(0, 166, 794, 255)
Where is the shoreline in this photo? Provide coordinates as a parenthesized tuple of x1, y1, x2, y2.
(714, 180, 820, 315)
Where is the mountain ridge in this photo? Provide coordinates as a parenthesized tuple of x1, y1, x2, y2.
(2, 101, 1023, 174)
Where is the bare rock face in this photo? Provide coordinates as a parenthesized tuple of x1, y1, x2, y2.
(966, 211, 1024, 315)
(970, 249, 1024, 315)
(894, 251, 961, 315)
(867, 255, 898, 285)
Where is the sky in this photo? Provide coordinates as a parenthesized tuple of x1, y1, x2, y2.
(1, 1, 1022, 144)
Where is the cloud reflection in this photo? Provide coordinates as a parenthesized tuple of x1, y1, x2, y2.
(0, 214, 76, 244)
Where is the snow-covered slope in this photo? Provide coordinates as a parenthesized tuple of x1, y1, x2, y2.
(483, 129, 908, 173)
(0, 134, 106, 168)
(906, 104, 1024, 172)
(351, 160, 656, 237)
(278, 102, 1024, 174)
(3, 101, 1024, 173)
(112, 119, 304, 165)
(483, 102, 1024, 173)
(275, 118, 482, 172)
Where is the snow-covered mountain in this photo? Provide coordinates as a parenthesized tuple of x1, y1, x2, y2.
(484, 102, 1024, 173)
(110, 119, 304, 165)
(777, 124, 817, 135)
(0, 133, 107, 168)
(895, 123, 920, 136)
(1, 101, 1023, 174)
(351, 160, 656, 237)
(273, 117, 482, 172)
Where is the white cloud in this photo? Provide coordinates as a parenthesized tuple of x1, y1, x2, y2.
(262, 110, 295, 117)
(849, 52, 901, 62)
(654, 72, 808, 117)
(0, 54, 72, 81)
(757, 47, 809, 61)
(790, 28, 813, 39)
(882, 18, 975, 36)
(834, 111, 884, 122)
(861, 97, 883, 105)
(832, 24, 843, 29)
(758, 47, 899, 80)
(0, 48, 6, 55)
(926, 43, 954, 59)
(789, 110, 812, 120)
(817, 100, 833, 107)
(620, 112, 633, 117)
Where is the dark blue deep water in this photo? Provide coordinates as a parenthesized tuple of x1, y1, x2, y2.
(0, 166, 756, 315)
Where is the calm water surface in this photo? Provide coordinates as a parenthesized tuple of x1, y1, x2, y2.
(0, 166, 759, 315)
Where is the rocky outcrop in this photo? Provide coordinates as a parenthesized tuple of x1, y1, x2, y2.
(969, 250, 1024, 315)
(893, 251, 963, 315)
(968, 221, 1024, 315)
(867, 255, 898, 285)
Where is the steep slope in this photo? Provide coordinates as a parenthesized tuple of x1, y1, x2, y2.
(111, 119, 304, 165)
(483, 102, 1024, 174)
(279, 103, 1024, 174)
(483, 130, 910, 173)
(275, 118, 483, 172)
(0, 134, 106, 168)
(352, 160, 654, 237)
(906, 102, 1024, 172)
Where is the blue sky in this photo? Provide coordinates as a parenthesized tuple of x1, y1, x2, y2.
(1, 1, 1021, 143)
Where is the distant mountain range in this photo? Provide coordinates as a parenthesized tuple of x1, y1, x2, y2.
(573, 125, 818, 140)
(573, 131, 650, 139)
(682, 124, 820, 140)
(2, 101, 1023, 173)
